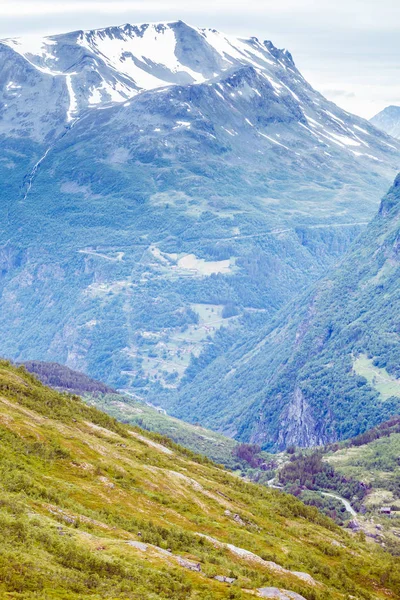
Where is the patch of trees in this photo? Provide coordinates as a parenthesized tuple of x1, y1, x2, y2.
(22, 361, 115, 395)
(232, 443, 275, 471)
(344, 416, 400, 448)
(278, 451, 369, 510)
(297, 490, 350, 526)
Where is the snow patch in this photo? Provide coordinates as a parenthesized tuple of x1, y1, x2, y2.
(258, 131, 290, 150)
(66, 74, 78, 122)
(78, 24, 205, 91)
(178, 254, 233, 275)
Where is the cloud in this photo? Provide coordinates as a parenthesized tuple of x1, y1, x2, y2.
(322, 89, 356, 99)
(1, 0, 399, 31)
(0, 1, 300, 17)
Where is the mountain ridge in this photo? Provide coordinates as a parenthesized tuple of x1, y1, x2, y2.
(371, 105, 400, 140)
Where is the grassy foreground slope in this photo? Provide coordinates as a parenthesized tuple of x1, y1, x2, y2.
(0, 362, 399, 599)
(21, 359, 241, 466)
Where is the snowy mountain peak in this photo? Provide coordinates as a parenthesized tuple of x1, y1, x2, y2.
(371, 105, 400, 139)
(0, 20, 297, 116)
(0, 18, 399, 167)
(0, 20, 307, 141)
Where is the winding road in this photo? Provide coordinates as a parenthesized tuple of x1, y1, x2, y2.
(320, 492, 357, 517)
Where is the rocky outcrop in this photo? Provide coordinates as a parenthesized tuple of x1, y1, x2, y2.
(258, 588, 307, 600)
(214, 575, 236, 583)
(276, 387, 333, 450)
(196, 533, 319, 586)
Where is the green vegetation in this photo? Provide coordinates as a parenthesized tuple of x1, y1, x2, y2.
(0, 361, 400, 598)
(278, 452, 368, 512)
(293, 491, 351, 527)
(23, 360, 115, 394)
(353, 354, 400, 401)
(86, 391, 241, 466)
(326, 422, 400, 506)
(276, 417, 400, 554)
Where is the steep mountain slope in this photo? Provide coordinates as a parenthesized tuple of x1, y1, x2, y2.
(371, 105, 400, 139)
(172, 175, 400, 450)
(0, 360, 400, 599)
(0, 21, 400, 393)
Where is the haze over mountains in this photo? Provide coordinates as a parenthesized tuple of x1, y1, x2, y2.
(0, 20, 400, 450)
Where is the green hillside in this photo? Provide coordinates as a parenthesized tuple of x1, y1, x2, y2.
(21, 360, 272, 472)
(86, 391, 240, 466)
(0, 361, 400, 599)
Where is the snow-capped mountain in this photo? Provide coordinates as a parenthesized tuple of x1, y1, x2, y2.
(371, 105, 400, 140)
(1, 22, 304, 112)
(0, 21, 400, 404)
(1, 21, 302, 139)
(0, 19, 398, 159)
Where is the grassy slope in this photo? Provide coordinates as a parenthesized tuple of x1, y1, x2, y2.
(21, 360, 241, 466)
(353, 354, 400, 401)
(0, 362, 399, 599)
(86, 392, 240, 466)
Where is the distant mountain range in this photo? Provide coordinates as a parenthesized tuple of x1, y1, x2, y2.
(0, 21, 400, 444)
(371, 105, 400, 139)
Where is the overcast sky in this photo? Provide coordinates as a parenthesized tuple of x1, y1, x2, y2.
(1, 0, 399, 119)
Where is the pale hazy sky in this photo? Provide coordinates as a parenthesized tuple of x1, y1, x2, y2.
(1, 0, 399, 119)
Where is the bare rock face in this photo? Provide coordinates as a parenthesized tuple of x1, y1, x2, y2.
(347, 519, 360, 531)
(177, 557, 201, 571)
(276, 386, 332, 449)
(127, 540, 148, 551)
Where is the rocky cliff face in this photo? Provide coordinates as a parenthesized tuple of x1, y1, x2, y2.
(275, 387, 334, 449)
